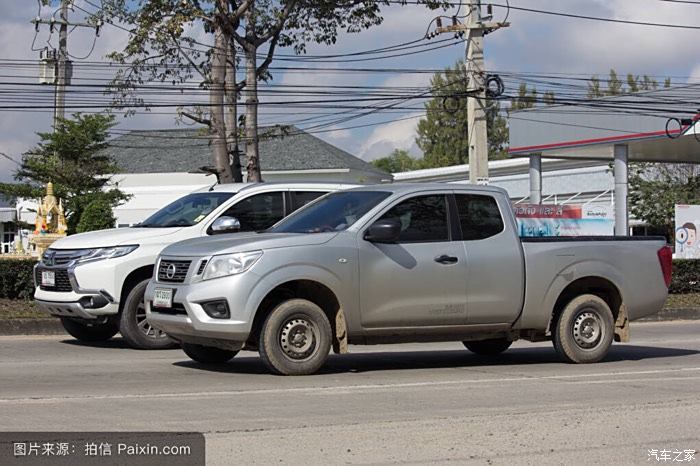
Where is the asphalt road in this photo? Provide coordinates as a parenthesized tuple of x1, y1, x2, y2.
(1, 321, 699, 465)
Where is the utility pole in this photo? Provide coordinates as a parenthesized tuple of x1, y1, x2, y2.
(436, 1, 509, 184)
(55, 0, 69, 126)
(32, 0, 100, 129)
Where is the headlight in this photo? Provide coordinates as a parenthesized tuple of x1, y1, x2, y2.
(203, 250, 263, 280)
(82, 245, 139, 262)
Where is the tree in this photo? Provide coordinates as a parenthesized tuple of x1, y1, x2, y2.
(0, 113, 127, 234)
(509, 83, 537, 112)
(76, 198, 117, 233)
(607, 69, 623, 96)
(371, 149, 423, 173)
(587, 76, 603, 98)
(103, 1, 440, 182)
(415, 60, 509, 168)
(629, 163, 700, 241)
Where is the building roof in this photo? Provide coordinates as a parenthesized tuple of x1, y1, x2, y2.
(102, 125, 389, 178)
(508, 85, 700, 163)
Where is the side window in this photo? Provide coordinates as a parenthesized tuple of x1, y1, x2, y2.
(291, 191, 326, 212)
(455, 194, 504, 240)
(377, 195, 448, 243)
(219, 192, 284, 232)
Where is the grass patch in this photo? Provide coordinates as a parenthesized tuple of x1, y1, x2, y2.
(0, 299, 46, 319)
(665, 293, 700, 309)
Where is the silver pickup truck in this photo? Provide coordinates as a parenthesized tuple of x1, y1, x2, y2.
(146, 184, 672, 375)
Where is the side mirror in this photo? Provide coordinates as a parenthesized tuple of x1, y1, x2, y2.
(364, 219, 401, 243)
(211, 216, 241, 234)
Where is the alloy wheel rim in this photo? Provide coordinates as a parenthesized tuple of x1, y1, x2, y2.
(136, 303, 167, 340)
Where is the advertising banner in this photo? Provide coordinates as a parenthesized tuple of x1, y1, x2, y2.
(513, 204, 614, 237)
(675, 205, 700, 259)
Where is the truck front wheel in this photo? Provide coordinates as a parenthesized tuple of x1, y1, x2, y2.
(553, 294, 614, 364)
(463, 338, 512, 355)
(60, 317, 119, 342)
(119, 279, 177, 350)
(259, 299, 332, 375)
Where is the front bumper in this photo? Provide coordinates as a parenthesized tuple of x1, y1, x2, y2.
(33, 260, 122, 319)
(145, 270, 260, 349)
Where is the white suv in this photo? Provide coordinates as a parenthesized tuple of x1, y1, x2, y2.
(34, 182, 355, 349)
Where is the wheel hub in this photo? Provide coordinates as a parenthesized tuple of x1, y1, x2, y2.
(280, 318, 318, 360)
(572, 311, 602, 349)
(136, 303, 167, 340)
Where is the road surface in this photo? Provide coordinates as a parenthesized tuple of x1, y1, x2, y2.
(1, 321, 699, 465)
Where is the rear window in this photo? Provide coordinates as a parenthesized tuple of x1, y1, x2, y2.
(454, 194, 504, 240)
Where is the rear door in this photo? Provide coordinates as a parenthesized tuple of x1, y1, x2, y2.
(454, 193, 525, 324)
(358, 192, 469, 328)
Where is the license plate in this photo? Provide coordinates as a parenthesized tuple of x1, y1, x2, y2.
(153, 288, 173, 308)
(41, 271, 55, 287)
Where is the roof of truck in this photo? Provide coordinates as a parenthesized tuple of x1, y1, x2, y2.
(343, 182, 509, 196)
(194, 181, 363, 194)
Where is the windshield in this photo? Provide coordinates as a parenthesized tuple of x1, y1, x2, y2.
(134, 192, 235, 228)
(269, 191, 391, 234)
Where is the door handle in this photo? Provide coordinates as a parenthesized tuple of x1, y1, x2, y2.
(434, 254, 459, 264)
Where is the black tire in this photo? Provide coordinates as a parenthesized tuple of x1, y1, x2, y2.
(182, 343, 238, 364)
(259, 299, 332, 376)
(60, 317, 119, 342)
(119, 279, 177, 350)
(553, 294, 614, 364)
(463, 338, 513, 355)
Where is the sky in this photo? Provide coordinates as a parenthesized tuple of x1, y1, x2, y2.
(1, 0, 700, 183)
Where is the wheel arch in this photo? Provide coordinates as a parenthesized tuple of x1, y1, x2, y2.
(548, 276, 626, 341)
(249, 279, 347, 353)
(118, 265, 154, 314)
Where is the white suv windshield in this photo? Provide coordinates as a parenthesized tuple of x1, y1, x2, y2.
(269, 191, 391, 234)
(134, 192, 235, 228)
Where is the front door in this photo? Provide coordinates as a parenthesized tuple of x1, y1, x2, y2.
(358, 193, 468, 328)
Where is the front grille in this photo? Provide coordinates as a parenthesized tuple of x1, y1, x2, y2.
(158, 260, 191, 283)
(36, 268, 73, 292)
(42, 249, 94, 266)
(150, 302, 187, 316)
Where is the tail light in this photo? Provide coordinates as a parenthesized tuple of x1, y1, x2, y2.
(657, 246, 673, 288)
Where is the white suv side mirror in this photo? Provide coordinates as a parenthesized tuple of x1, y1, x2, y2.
(211, 216, 241, 234)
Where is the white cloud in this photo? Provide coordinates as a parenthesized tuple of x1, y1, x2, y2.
(358, 114, 422, 161)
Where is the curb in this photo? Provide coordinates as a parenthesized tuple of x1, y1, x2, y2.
(637, 308, 700, 322)
(0, 308, 698, 336)
(0, 318, 65, 336)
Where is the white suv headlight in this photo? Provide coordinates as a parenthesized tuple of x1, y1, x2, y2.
(203, 251, 263, 280)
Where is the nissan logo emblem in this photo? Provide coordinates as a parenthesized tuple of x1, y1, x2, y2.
(165, 264, 177, 280)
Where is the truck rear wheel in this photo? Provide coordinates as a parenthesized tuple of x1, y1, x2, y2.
(60, 317, 119, 342)
(463, 338, 512, 355)
(182, 343, 238, 364)
(553, 294, 614, 364)
(258, 299, 332, 376)
(119, 279, 177, 350)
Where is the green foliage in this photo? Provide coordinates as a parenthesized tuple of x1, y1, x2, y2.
(0, 259, 37, 300)
(510, 83, 537, 112)
(371, 149, 423, 173)
(670, 260, 700, 294)
(0, 113, 128, 234)
(415, 60, 509, 168)
(76, 198, 117, 233)
(606, 69, 623, 95)
(629, 163, 700, 240)
(589, 69, 667, 97)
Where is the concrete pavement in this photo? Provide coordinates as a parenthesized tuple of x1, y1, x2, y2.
(1, 321, 699, 465)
